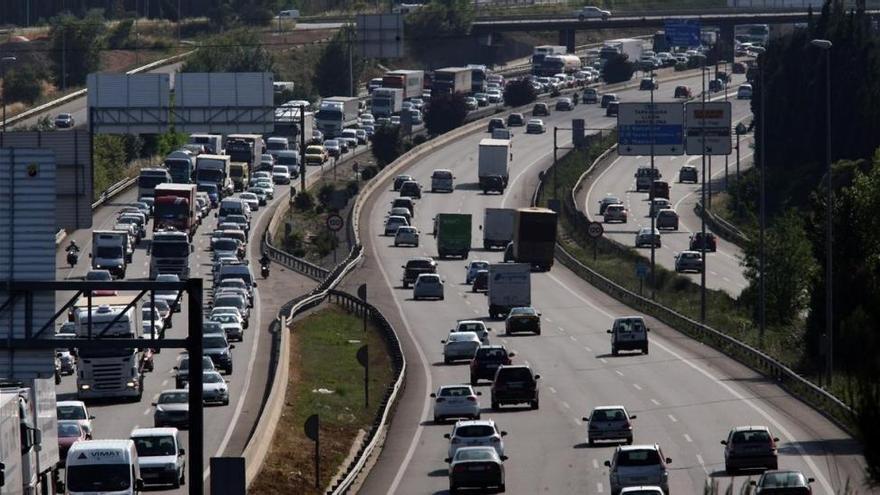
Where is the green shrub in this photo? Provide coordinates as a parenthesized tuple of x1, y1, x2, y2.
(294, 191, 314, 211)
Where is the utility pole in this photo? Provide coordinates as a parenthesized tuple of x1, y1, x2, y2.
(753, 45, 767, 345)
(299, 105, 307, 193)
(553, 127, 558, 199)
(649, 66, 656, 300)
(699, 56, 708, 323)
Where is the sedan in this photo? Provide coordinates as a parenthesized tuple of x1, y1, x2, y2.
(465, 260, 490, 284)
(442, 331, 481, 364)
(598, 195, 622, 215)
(384, 215, 409, 236)
(85, 270, 117, 296)
(738, 83, 754, 99)
(55, 113, 75, 128)
(452, 320, 490, 345)
(486, 90, 502, 103)
(464, 97, 478, 110)
(474, 93, 489, 107)
(675, 251, 703, 273)
(583, 405, 635, 445)
(446, 446, 507, 494)
(210, 313, 245, 341)
(723, 425, 779, 473)
(432, 385, 481, 423)
(57, 421, 87, 462)
(152, 389, 190, 428)
(413, 273, 444, 300)
(635, 227, 661, 248)
(57, 400, 94, 438)
(526, 118, 546, 134)
(505, 306, 541, 335)
(603, 204, 627, 223)
(555, 98, 574, 111)
(532, 102, 550, 116)
(471, 270, 489, 293)
(324, 140, 341, 158)
(239, 192, 260, 213)
(393, 174, 414, 191)
(445, 419, 507, 460)
(750, 470, 814, 494)
(272, 165, 291, 184)
(506, 113, 525, 127)
(188, 371, 229, 406)
(655, 209, 679, 230)
(649, 198, 671, 217)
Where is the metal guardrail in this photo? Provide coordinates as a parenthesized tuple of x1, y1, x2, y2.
(545, 138, 854, 433)
(695, 201, 750, 245)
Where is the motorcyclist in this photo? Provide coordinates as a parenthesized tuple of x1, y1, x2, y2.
(572, 92, 580, 105)
(66, 240, 80, 254)
(259, 254, 270, 268)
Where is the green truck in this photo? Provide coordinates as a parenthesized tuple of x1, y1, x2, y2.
(436, 213, 472, 259)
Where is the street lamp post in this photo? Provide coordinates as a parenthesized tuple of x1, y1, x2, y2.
(695, 53, 709, 323)
(811, 38, 833, 386)
(752, 45, 767, 345)
(649, 65, 656, 299)
(1, 56, 17, 133)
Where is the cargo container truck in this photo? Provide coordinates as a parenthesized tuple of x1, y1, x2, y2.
(74, 301, 144, 401)
(226, 134, 264, 168)
(432, 67, 473, 95)
(382, 70, 425, 99)
(487, 263, 531, 319)
(371, 87, 404, 118)
(195, 154, 232, 197)
(600, 38, 644, 62)
(436, 213, 472, 259)
(478, 138, 511, 193)
(482, 208, 516, 249)
(316, 97, 360, 137)
(188, 133, 223, 154)
(0, 378, 60, 495)
(149, 230, 193, 280)
(229, 162, 250, 191)
(532, 45, 567, 74)
(512, 207, 558, 271)
(164, 149, 196, 184)
(466, 64, 488, 93)
(153, 184, 198, 236)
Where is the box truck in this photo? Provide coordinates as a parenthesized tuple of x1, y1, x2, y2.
(488, 263, 531, 319)
(195, 154, 232, 197)
(149, 230, 192, 280)
(482, 208, 516, 250)
(229, 162, 250, 191)
(436, 213, 472, 259)
(371, 87, 404, 118)
(91, 230, 129, 279)
(226, 134, 264, 168)
(153, 184, 198, 236)
(137, 168, 172, 199)
(512, 207, 558, 271)
(478, 138, 511, 193)
(382, 70, 425, 100)
(188, 133, 223, 154)
(164, 150, 196, 184)
(0, 379, 60, 495)
(316, 97, 360, 138)
(432, 67, 473, 95)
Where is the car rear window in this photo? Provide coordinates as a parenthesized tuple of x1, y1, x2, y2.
(760, 472, 807, 488)
(204, 336, 228, 348)
(456, 425, 495, 438)
(615, 319, 646, 333)
(617, 449, 662, 466)
(407, 260, 433, 269)
(432, 170, 452, 179)
(440, 387, 471, 397)
(732, 430, 771, 444)
(476, 348, 507, 360)
(455, 449, 496, 461)
(591, 409, 626, 422)
(458, 323, 483, 332)
(497, 368, 533, 382)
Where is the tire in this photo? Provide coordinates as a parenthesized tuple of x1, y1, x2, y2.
(227, 366, 233, 375)
(434, 415, 441, 424)
(444, 357, 451, 365)
(535, 329, 541, 335)
(769, 460, 778, 470)
(579, 15, 585, 21)
(588, 438, 595, 447)
(643, 344, 649, 355)
(499, 483, 506, 493)
(725, 465, 735, 475)
(471, 376, 477, 386)
(449, 487, 458, 495)
(491, 401, 499, 410)
(222, 397, 230, 406)
(626, 437, 633, 445)
(531, 398, 539, 410)
(612, 346, 618, 356)
(394, 242, 398, 247)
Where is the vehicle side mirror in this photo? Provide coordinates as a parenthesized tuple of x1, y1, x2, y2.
(430, 393, 436, 398)
(179, 448, 185, 455)
(500, 431, 508, 436)
(89, 415, 96, 420)
(500, 455, 508, 461)
(749, 481, 757, 486)
(476, 391, 482, 396)
(808, 478, 815, 483)
(629, 415, 637, 419)
(646, 328, 650, 332)
(534, 374, 540, 380)
(225, 380, 230, 383)
(173, 366, 179, 370)
(136, 479, 145, 491)
(444, 433, 450, 439)
(604, 460, 611, 467)
(88, 253, 92, 258)
(773, 437, 779, 442)
(720, 440, 727, 445)
(582, 417, 589, 422)
(151, 402, 157, 406)
(665, 457, 672, 464)
(229, 345, 236, 349)
(606, 329, 612, 334)
(190, 245, 195, 253)
(508, 352, 515, 357)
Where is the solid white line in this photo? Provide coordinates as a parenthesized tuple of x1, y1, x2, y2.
(651, 399, 661, 406)
(142, 408, 151, 415)
(585, 155, 624, 219)
(599, 358, 607, 364)
(161, 379, 169, 387)
(545, 317, 553, 323)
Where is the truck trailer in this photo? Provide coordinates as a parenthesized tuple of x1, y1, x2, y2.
(601, 38, 644, 62)
(482, 208, 516, 250)
(137, 168, 172, 199)
(382, 70, 425, 100)
(435, 213, 472, 259)
(487, 263, 531, 319)
(478, 138, 511, 193)
(226, 134, 264, 168)
(188, 133, 223, 154)
(153, 184, 198, 236)
(511, 207, 558, 271)
(432, 67, 473, 95)
(0, 379, 60, 495)
(316, 97, 360, 138)
(195, 154, 232, 198)
(532, 45, 567, 74)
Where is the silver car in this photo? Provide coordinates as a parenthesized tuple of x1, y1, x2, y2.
(603, 204, 628, 223)
(649, 198, 671, 217)
(655, 209, 679, 230)
(452, 320, 491, 345)
(605, 444, 671, 494)
(442, 331, 481, 364)
(394, 226, 420, 247)
(675, 251, 703, 273)
(445, 419, 507, 461)
(189, 371, 229, 406)
(432, 385, 482, 423)
(413, 273, 444, 300)
(385, 215, 409, 236)
(583, 405, 636, 445)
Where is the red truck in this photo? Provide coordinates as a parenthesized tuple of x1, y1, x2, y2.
(154, 183, 198, 236)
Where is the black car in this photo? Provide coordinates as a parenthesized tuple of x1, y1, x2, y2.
(555, 98, 573, 111)
(674, 85, 693, 99)
(446, 446, 507, 494)
(399, 180, 421, 199)
(506, 113, 525, 127)
(709, 79, 724, 92)
(471, 270, 489, 292)
(606, 101, 620, 117)
(391, 197, 415, 216)
(639, 77, 658, 90)
(690, 232, 718, 252)
(487, 118, 505, 133)
(469, 345, 514, 385)
(482, 175, 505, 195)
(679, 165, 698, 183)
(393, 175, 414, 191)
(401, 257, 437, 288)
(532, 103, 550, 116)
(174, 356, 215, 388)
(491, 364, 540, 410)
(505, 307, 541, 335)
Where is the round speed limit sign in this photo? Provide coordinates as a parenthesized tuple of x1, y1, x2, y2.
(587, 221, 604, 239)
(326, 214, 344, 232)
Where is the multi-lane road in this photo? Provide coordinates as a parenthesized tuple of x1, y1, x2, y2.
(352, 70, 868, 494)
(583, 84, 753, 295)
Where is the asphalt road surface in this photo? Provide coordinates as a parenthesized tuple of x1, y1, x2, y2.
(353, 69, 869, 494)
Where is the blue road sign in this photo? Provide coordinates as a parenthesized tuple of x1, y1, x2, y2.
(665, 19, 701, 47)
(617, 102, 685, 156)
(636, 262, 649, 280)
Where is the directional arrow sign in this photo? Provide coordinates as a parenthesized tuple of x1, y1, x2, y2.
(665, 19, 702, 47)
(617, 102, 685, 156)
(685, 101, 732, 156)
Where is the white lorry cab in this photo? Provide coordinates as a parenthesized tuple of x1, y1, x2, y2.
(130, 428, 185, 488)
(65, 439, 142, 494)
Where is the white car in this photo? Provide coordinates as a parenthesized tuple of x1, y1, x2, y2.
(385, 215, 410, 236)
(57, 400, 94, 438)
(130, 427, 186, 488)
(465, 260, 490, 284)
(445, 419, 507, 461)
(239, 192, 260, 212)
(272, 165, 291, 184)
(394, 226, 419, 247)
(526, 119, 546, 134)
(486, 90, 502, 104)
(210, 313, 245, 341)
(575, 5, 610, 20)
(432, 385, 482, 423)
(442, 331, 481, 364)
(187, 371, 229, 405)
(413, 273, 444, 300)
(737, 83, 753, 99)
(452, 320, 491, 345)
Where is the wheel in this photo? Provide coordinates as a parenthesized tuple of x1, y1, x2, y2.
(626, 437, 633, 445)
(474, 413, 481, 420)
(449, 487, 458, 495)
(643, 344, 649, 355)
(444, 357, 451, 365)
(471, 375, 477, 385)
(434, 415, 441, 423)
(394, 242, 398, 247)
(227, 366, 234, 375)
(499, 483, 506, 493)
(612, 346, 618, 356)
(491, 401, 499, 410)
(403, 282, 409, 288)
(172, 474, 181, 489)
(535, 329, 541, 335)
(482, 189, 488, 194)
(588, 437, 595, 447)
(769, 460, 778, 470)
(531, 398, 539, 410)
(222, 397, 230, 406)
(725, 465, 735, 475)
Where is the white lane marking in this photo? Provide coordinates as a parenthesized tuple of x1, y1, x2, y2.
(668, 414, 678, 423)
(558, 326, 566, 332)
(143, 408, 151, 415)
(161, 379, 169, 387)
(597, 482, 604, 493)
(562, 401, 571, 409)
(574, 417, 583, 426)
(473, 309, 480, 315)
(633, 383, 642, 391)
(651, 399, 661, 406)
(545, 317, 553, 323)
(464, 299, 471, 305)
(592, 459, 599, 469)
(583, 345, 592, 352)
(599, 358, 607, 364)
(683, 433, 693, 443)
(549, 386, 557, 394)
(615, 370, 624, 376)
(569, 335, 577, 342)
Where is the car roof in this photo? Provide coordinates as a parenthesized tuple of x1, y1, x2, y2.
(617, 444, 660, 452)
(454, 419, 496, 428)
(57, 400, 87, 407)
(131, 427, 179, 438)
(457, 320, 484, 325)
(593, 405, 627, 411)
(447, 331, 479, 341)
(730, 425, 771, 432)
(438, 384, 473, 391)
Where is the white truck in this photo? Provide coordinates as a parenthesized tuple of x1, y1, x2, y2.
(188, 133, 223, 155)
(316, 97, 360, 138)
(601, 38, 644, 62)
(74, 301, 144, 401)
(432, 67, 472, 95)
(0, 379, 60, 495)
(478, 138, 511, 194)
(382, 70, 425, 100)
(149, 230, 192, 280)
(482, 208, 516, 250)
(371, 87, 404, 118)
(226, 134, 265, 168)
(195, 154, 233, 197)
(91, 230, 129, 279)
(487, 263, 531, 319)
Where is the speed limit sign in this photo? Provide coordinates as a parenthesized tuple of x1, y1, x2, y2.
(587, 221, 604, 239)
(326, 214, 344, 232)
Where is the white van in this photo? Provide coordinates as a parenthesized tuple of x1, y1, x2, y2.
(65, 439, 142, 494)
(217, 198, 250, 224)
(279, 9, 300, 19)
(430, 169, 455, 193)
(130, 428, 186, 488)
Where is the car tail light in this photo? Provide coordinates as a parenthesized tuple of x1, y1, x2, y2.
(466, 396, 477, 402)
(453, 464, 467, 473)
(490, 437, 500, 443)
(435, 398, 445, 403)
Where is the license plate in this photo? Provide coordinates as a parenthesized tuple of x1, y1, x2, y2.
(468, 465, 487, 471)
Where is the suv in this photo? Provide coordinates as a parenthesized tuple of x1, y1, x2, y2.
(650, 180, 669, 200)
(487, 118, 506, 133)
(583, 87, 598, 103)
(490, 365, 540, 410)
(203, 334, 235, 374)
(722, 426, 779, 473)
(678, 165, 698, 183)
(607, 316, 650, 355)
(634, 167, 661, 192)
(655, 209, 679, 230)
(469, 345, 514, 385)
(391, 197, 415, 216)
(600, 93, 618, 108)
(401, 257, 437, 288)
(399, 180, 422, 199)
(505, 307, 541, 335)
(675, 251, 703, 273)
(532, 102, 550, 116)
(506, 113, 525, 126)
(690, 232, 717, 252)
(604, 444, 671, 494)
(674, 85, 693, 99)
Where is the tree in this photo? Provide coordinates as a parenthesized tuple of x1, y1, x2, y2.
(182, 30, 275, 73)
(424, 92, 468, 136)
(3, 66, 43, 105)
(740, 209, 817, 325)
(601, 53, 634, 84)
(405, 0, 474, 60)
(49, 12, 106, 88)
(313, 27, 364, 98)
(503, 79, 537, 107)
(371, 125, 404, 167)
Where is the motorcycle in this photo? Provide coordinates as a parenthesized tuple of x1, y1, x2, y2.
(261, 264, 270, 279)
(66, 250, 79, 268)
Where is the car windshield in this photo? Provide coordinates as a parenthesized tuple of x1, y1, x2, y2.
(203, 373, 224, 384)
(95, 246, 123, 258)
(273, 166, 288, 174)
(57, 405, 86, 420)
(134, 435, 176, 456)
(159, 391, 188, 404)
(615, 319, 646, 333)
(455, 448, 497, 462)
(211, 314, 239, 324)
(617, 449, 662, 466)
(432, 170, 452, 179)
(592, 409, 626, 421)
(66, 465, 131, 491)
(732, 430, 771, 443)
(510, 308, 535, 316)
(470, 262, 488, 271)
(408, 260, 433, 269)
(449, 333, 477, 342)
(204, 336, 228, 348)
(58, 423, 82, 437)
(440, 387, 472, 397)
(456, 425, 496, 438)
(215, 296, 243, 308)
(85, 271, 111, 281)
(213, 239, 240, 252)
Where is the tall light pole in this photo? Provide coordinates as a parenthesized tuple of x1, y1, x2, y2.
(1, 56, 17, 133)
(752, 45, 767, 345)
(811, 38, 833, 386)
(695, 53, 709, 323)
(649, 64, 656, 300)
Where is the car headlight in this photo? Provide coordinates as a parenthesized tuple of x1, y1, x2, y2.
(80, 384, 91, 390)
(165, 463, 177, 471)
(126, 381, 136, 388)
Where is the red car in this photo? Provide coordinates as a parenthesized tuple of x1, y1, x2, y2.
(690, 232, 717, 252)
(57, 421, 87, 463)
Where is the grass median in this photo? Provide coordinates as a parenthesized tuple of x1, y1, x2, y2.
(250, 305, 394, 494)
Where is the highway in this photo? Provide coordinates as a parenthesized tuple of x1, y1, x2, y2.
(353, 69, 868, 494)
(52, 149, 353, 492)
(583, 84, 753, 295)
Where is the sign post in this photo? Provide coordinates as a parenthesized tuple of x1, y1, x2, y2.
(326, 214, 344, 265)
(357, 345, 369, 409)
(617, 102, 684, 156)
(304, 414, 320, 488)
(587, 221, 604, 261)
